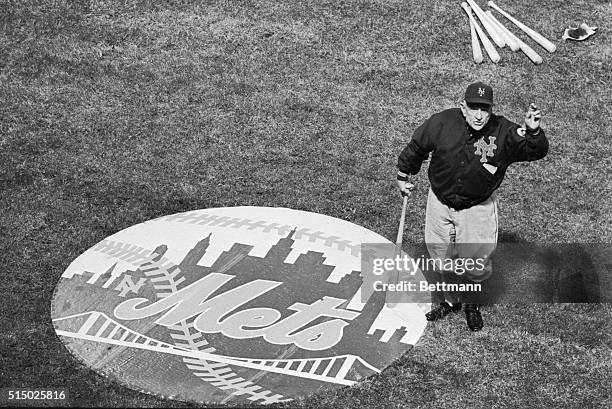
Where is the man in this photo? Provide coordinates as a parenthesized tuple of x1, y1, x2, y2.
(396, 81, 549, 331)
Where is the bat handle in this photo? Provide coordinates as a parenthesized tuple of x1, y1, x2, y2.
(396, 195, 408, 246)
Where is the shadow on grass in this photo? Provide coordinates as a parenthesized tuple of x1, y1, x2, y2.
(401, 230, 610, 305)
(495, 230, 609, 304)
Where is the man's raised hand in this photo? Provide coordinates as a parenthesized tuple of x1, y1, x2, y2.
(524, 103, 542, 132)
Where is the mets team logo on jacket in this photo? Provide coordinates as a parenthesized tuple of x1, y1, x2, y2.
(51, 207, 429, 405)
(474, 136, 497, 163)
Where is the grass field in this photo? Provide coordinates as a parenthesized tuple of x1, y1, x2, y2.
(1, 0, 611, 407)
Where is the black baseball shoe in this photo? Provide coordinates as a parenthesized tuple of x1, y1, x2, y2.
(464, 304, 483, 331)
(425, 302, 462, 321)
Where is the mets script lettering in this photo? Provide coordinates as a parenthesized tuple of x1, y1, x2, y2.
(114, 273, 359, 351)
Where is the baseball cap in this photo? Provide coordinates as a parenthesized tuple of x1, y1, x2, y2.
(464, 81, 493, 106)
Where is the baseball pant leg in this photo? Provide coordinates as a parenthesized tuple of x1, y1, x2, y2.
(424, 189, 462, 305)
(453, 194, 499, 303)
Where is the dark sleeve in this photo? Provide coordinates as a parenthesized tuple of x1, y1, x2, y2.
(397, 118, 436, 177)
(505, 121, 549, 163)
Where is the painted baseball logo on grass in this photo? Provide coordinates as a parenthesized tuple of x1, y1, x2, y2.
(51, 207, 429, 404)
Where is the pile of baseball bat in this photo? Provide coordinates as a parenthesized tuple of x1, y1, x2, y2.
(461, 0, 556, 65)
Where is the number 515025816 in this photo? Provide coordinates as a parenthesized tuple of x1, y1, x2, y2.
(1, 388, 68, 403)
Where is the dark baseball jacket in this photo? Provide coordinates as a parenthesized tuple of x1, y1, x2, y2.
(397, 108, 549, 210)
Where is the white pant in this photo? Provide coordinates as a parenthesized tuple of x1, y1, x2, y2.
(424, 189, 498, 303)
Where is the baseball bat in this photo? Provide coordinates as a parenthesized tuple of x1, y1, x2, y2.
(469, 18, 484, 64)
(485, 10, 520, 52)
(461, 2, 501, 63)
(488, 1, 557, 53)
(486, 11, 542, 64)
(515, 35, 544, 65)
(396, 195, 408, 246)
(466, 0, 505, 48)
(386, 195, 408, 308)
